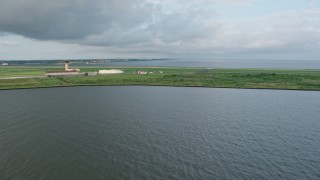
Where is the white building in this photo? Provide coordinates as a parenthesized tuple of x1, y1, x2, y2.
(99, 69, 124, 74)
(137, 71, 147, 74)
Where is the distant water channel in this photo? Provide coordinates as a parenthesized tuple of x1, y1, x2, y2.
(93, 59, 320, 69)
(1, 86, 320, 179)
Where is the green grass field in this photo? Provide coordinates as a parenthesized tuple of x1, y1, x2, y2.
(1, 66, 320, 90)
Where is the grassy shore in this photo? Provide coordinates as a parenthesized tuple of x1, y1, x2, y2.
(1, 66, 320, 90)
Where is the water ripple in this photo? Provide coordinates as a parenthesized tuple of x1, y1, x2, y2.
(0, 87, 320, 179)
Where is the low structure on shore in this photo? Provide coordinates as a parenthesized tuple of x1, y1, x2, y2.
(46, 70, 80, 77)
(99, 69, 124, 75)
(137, 71, 147, 74)
(85, 72, 98, 76)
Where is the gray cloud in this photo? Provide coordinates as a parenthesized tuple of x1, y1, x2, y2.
(0, 0, 244, 42)
(0, 0, 319, 59)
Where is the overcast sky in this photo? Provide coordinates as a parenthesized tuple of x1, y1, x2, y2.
(0, 0, 320, 60)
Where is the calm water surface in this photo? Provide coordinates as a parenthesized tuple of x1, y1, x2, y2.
(0, 86, 320, 179)
(100, 59, 320, 69)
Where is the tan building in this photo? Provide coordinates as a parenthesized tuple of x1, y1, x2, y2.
(45, 61, 81, 77)
(64, 61, 80, 72)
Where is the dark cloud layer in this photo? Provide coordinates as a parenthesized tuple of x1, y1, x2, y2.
(0, 0, 153, 40)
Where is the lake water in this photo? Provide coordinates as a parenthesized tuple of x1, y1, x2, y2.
(1, 86, 320, 179)
(100, 59, 320, 69)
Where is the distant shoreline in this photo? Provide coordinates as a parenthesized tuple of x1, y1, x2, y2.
(1, 84, 320, 92)
(1, 66, 320, 91)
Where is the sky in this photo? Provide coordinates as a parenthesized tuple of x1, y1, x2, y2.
(0, 0, 320, 60)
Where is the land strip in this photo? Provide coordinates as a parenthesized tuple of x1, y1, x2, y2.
(1, 66, 320, 90)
